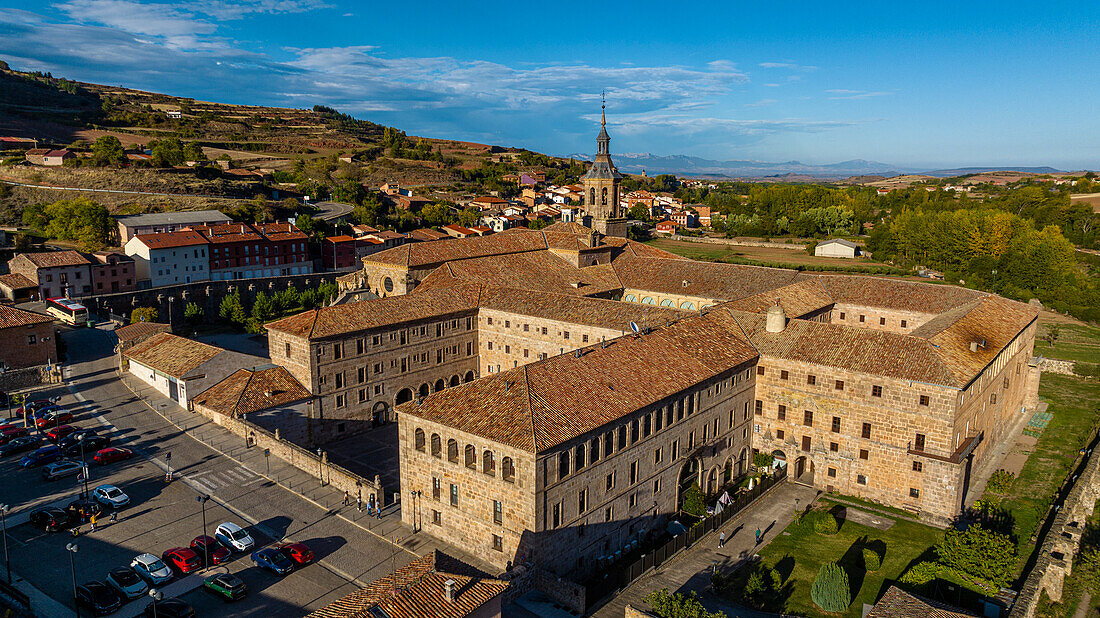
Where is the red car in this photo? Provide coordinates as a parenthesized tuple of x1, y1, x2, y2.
(45, 425, 78, 442)
(92, 447, 133, 465)
(162, 547, 202, 574)
(0, 427, 29, 445)
(36, 410, 74, 429)
(276, 543, 314, 565)
(17, 400, 52, 418)
(190, 536, 230, 565)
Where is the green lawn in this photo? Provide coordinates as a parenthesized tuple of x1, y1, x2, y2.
(735, 511, 946, 617)
(1036, 322, 1100, 364)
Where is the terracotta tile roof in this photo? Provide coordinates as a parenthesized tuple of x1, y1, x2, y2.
(431, 251, 624, 297)
(0, 305, 52, 329)
(866, 586, 975, 618)
(613, 255, 803, 301)
(479, 286, 684, 331)
(123, 333, 224, 379)
(132, 231, 210, 250)
(256, 222, 308, 242)
(720, 278, 834, 318)
(265, 285, 482, 340)
(326, 235, 356, 243)
(306, 551, 507, 618)
(364, 232, 547, 269)
(542, 220, 597, 235)
(18, 250, 92, 268)
(114, 322, 171, 343)
(0, 273, 38, 290)
(407, 228, 449, 242)
(191, 365, 311, 416)
(818, 274, 986, 314)
(192, 223, 263, 244)
(401, 310, 758, 452)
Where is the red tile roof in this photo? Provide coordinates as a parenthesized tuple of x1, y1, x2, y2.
(123, 333, 224, 379)
(191, 366, 311, 416)
(0, 273, 38, 290)
(866, 586, 975, 618)
(18, 250, 92, 268)
(131, 231, 210, 250)
(114, 322, 171, 343)
(0, 305, 52, 329)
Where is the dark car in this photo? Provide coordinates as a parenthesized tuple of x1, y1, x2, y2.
(105, 567, 148, 600)
(202, 572, 247, 601)
(35, 409, 74, 429)
(161, 548, 201, 574)
(66, 499, 103, 523)
(17, 399, 54, 418)
(28, 507, 69, 532)
(45, 424, 78, 443)
(0, 435, 40, 456)
(276, 542, 314, 565)
(93, 447, 133, 465)
(0, 426, 29, 445)
(251, 548, 294, 575)
(62, 435, 110, 458)
(190, 535, 231, 565)
(75, 582, 123, 616)
(143, 598, 195, 618)
(58, 428, 99, 451)
(20, 444, 61, 467)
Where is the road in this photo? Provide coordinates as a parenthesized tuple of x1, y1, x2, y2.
(0, 176, 246, 201)
(0, 326, 417, 616)
(310, 201, 355, 222)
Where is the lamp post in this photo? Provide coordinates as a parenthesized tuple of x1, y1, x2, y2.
(195, 495, 210, 569)
(316, 448, 323, 486)
(0, 504, 9, 584)
(65, 542, 78, 618)
(148, 588, 162, 617)
(78, 441, 90, 499)
(409, 490, 421, 532)
(794, 497, 800, 518)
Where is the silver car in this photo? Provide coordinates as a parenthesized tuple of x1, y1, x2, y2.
(92, 484, 130, 508)
(130, 553, 172, 585)
(42, 459, 83, 481)
(105, 566, 148, 600)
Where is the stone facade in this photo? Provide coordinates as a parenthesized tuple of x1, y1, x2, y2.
(830, 303, 935, 334)
(478, 309, 632, 374)
(0, 320, 57, 369)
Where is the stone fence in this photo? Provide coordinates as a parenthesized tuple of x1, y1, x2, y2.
(1037, 358, 1077, 376)
(1010, 429, 1100, 616)
(0, 365, 62, 392)
(668, 235, 809, 250)
(499, 565, 587, 616)
(198, 405, 387, 507)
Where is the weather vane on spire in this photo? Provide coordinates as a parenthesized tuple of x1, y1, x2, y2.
(601, 90, 606, 126)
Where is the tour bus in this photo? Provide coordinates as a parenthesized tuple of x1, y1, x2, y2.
(46, 297, 91, 326)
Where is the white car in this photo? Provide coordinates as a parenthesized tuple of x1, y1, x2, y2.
(130, 553, 172, 585)
(214, 522, 254, 552)
(92, 484, 129, 508)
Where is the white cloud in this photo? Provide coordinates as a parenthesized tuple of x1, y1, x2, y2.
(745, 99, 778, 108)
(826, 89, 893, 100)
(759, 61, 818, 71)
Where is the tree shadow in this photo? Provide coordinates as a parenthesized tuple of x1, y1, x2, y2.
(775, 554, 796, 583)
(829, 503, 848, 533)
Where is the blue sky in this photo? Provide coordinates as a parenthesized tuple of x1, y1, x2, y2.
(2, 1, 1097, 169)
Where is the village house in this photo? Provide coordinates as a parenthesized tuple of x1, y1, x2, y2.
(88, 251, 136, 294)
(8, 250, 94, 299)
(0, 273, 39, 303)
(124, 230, 210, 288)
(24, 148, 74, 166)
(114, 210, 232, 245)
(322, 235, 358, 270)
(470, 196, 511, 211)
(814, 238, 861, 258)
(124, 333, 258, 409)
(0, 305, 57, 369)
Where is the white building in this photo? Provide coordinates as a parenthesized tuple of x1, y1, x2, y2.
(124, 231, 210, 288)
(123, 333, 259, 409)
(814, 238, 861, 258)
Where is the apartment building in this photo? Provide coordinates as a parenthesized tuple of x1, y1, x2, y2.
(124, 231, 210, 288)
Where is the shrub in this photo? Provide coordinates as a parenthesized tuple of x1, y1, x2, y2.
(183, 302, 203, 325)
(986, 470, 1015, 494)
(810, 562, 850, 613)
(936, 524, 1016, 588)
(813, 510, 839, 535)
(738, 564, 783, 608)
(643, 589, 728, 618)
(130, 307, 158, 324)
(681, 482, 706, 517)
(899, 561, 940, 587)
(863, 547, 881, 571)
(753, 452, 774, 468)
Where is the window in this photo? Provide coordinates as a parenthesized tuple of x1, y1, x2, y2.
(831, 417, 841, 433)
(1003, 376, 1010, 389)
(447, 439, 458, 463)
(803, 410, 813, 426)
(493, 500, 503, 524)
(776, 429, 785, 440)
(914, 433, 926, 451)
(780, 370, 789, 381)
(432, 510, 441, 525)
(654, 448, 662, 465)
(901, 319, 908, 328)
(990, 393, 997, 404)
(492, 535, 503, 551)
(653, 478, 662, 493)
(871, 385, 882, 398)
(487, 317, 493, 325)
(335, 394, 345, 408)
(27, 335, 36, 345)
(629, 461, 638, 485)
(879, 317, 886, 326)
(671, 440, 679, 460)
(606, 472, 615, 491)
(859, 315, 866, 323)
(835, 380, 844, 391)
(859, 449, 869, 460)
(755, 400, 763, 415)
(284, 342, 291, 358)
(778, 405, 786, 421)
(919, 395, 929, 406)
(839, 312, 845, 320)
(909, 488, 920, 498)
(464, 445, 476, 469)
(575, 444, 586, 471)
(862, 422, 872, 439)
(913, 461, 923, 472)
(558, 451, 570, 479)
(807, 374, 816, 385)
(757, 366, 765, 376)
(827, 467, 836, 478)
(357, 339, 364, 355)
(578, 489, 587, 514)
(333, 343, 342, 359)
(483, 450, 496, 476)
(629, 493, 638, 508)
(552, 502, 561, 528)
(450, 484, 458, 506)
(432, 477, 441, 500)
(830, 441, 839, 452)
(502, 457, 515, 482)
(431, 434, 441, 457)
(857, 474, 867, 485)
(583, 334, 589, 343)
(801, 436, 811, 451)
(414, 429, 426, 451)
(334, 372, 344, 388)
(605, 506, 613, 522)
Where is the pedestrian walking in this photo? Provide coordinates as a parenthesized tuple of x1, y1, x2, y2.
(376, 504, 382, 519)
(343, 490, 350, 506)
(755, 528, 761, 544)
(90, 513, 98, 532)
(718, 531, 726, 548)
(356, 495, 363, 512)
(109, 512, 118, 524)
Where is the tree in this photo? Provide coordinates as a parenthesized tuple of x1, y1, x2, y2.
(863, 548, 881, 571)
(91, 135, 127, 167)
(458, 207, 480, 227)
(1045, 324, 1061, 348)
(219, 292, 247, 326)
(643, 589, 727, 618)
(810, 562, 850, 613)
(130, 307, 158, 324)
(22, 197, 112, 250)
(250, 291, 277, 324)
(421, 202, 455, 227)
(148, 138, 184, 167)
(628, 203, 651, 221)
(935, 524, 1016, 588)
(183, 302, 203, 326)
(681, 482, 706, 517)
(182, 142, 205, 161)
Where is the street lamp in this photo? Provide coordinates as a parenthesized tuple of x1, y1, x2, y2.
(795, 497, 800, 518)
(65, 542, 78, 618)
(409, 490, 421, 532)
(148, 588, 162, 617)
(195, 495, 210, 569)
(316, 448, 323, 486)
(0, 504, 9, 584)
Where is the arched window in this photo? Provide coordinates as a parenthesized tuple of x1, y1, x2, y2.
(680, 301, 697, 310)
(590, 437, 601, 463)
(447, 439, 458, 463)
(575, 443, 586, 471)
(431, 433, 442, 457)
(558, 451, 570, 479)
(434, 378, 445, 392)
(502, 457, 515, 483)
(660, 299, 675, 307)
(483, 450, 495, 476)
(464, 371, 475, 383)
(414, 428, 426, 452)
(449, 375, 460, 386)
(418, 383, 430, 397)
(589, 188, 596, 205)
(623, 294, 637, 303)
(601, 187, 608, 205)
(465, 444, 477, 469)
(641, 296, 655, 305)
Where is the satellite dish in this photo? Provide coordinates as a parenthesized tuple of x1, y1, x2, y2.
(629, 321, 640, 334)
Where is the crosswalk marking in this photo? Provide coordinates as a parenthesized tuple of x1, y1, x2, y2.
(185, 466, 259, 495)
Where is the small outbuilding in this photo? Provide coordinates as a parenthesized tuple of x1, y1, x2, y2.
(814, 238, 861, 258)
(123, 333, 257, 409)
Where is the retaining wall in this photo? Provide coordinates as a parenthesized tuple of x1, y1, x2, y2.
(0, 365, 62, 391)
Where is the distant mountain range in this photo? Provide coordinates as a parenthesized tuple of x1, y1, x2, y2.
(566, 152, 1066, 179)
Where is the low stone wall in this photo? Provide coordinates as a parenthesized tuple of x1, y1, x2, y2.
(498, 565, 586, 616)
(1010, 429, 1100, 616)
(196, 404, 386, 506)
(668, 235, 809, 250)
(0, 365, 62, 391)
(1037, 358, 1077, 376)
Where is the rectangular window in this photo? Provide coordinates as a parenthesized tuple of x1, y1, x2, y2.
(901, 319, 908, 328)
(919, 394, 929, 406)
(913, 461, 923, 472)
(606, 472, 615, 491)
(990, 393, 997, 404)
(450, 484, 458, 507)
(492, 535, 503, 551)
(358, 367, 365, 383)
(605, 506, 613, 522)
(755, 400, 763, 415)
(27, 335, 36, 345)
(564, 331, 570, 340)
(839, 312, 845, 320)
(335, 394, 345, 408)
(871, 385, 882, 397)
(909, 488, 920, 498)
(801, 436, 811, 452)
(777, 405, 786, 421)
(629, 460, 638, 485)
(552, 502, 561, 528)
(859, 449, 869, 460)
(862, 422, 872, 439)
(333, 343, 342, 360)
(493, 500, 503, 524)
(835, 380, 844, 391)
(880, 317, 886, 326)
(578, 489, 587, 514)
(803, 410, 813, 426)
(670, 440, 678, 461)
(583, 334, 589, 343)
(857, 474, 867, 485)
(776, 429, 785, 440)
(831, 417, 841, 433)
(432, 510, 442, 526)
(629, 493, 638, 508)
(827, 467, 836, 478)
(654, 447, 662, 465)
(285, 342, 291, 358)
(357, 339, 364, 355)
(780, 370, 789, 381)
(807, 374, 816, 385)
(757, 366, 765, 376)
(859, 315, 866, 323)
(433, 477, 441, 500)
(914, 433, 926, 451)
(653, 478, 662, 493)
(830, 441, 838, 452)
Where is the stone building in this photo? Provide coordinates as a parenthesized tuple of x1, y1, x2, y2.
(123, 333, 259, 409)
(0, 305, 56, 369)
(8, 250, 93, 299)
(580, 101, 626, 237)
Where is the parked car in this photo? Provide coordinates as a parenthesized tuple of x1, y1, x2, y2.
(42, 459, 83, 481)
(92, 484, 130, 508)
(161, 548, 201, 574)
(251, 548, 294, 575)
(0, 426, 29, 445)
(92, 447, 133, 465)
(276, 542, 314, 565)
(75, 582, 123, 616)
(45, 424, 78, 443)
(130, 554, 173, 585)
(28, 507, 69, 532)
(62, 435, 110, 458)
(214, 522, 254, 552)
(105, 566, 148, 600)
(65, 499, 102, 523)
(190, 535, 231, 565)
(27, 404, 63, 424)
(0, 436, 40, 457)
(17, 399, 54, 418)
(20, 444, 61, 468)
(58, 428, 99, 450)
(35, 409, 74, 429)
(202, 572, 246, 601)
(143, 598, 194, 618)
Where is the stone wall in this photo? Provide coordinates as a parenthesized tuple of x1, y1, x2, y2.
(0, 364, 62, 391)
(1037, 358, 1076, 376)
(667, 235, 808, 251)
(1010, 428, 1100, 617)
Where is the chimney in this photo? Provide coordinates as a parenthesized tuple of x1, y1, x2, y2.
(969, 341, 980, 352)
(766, 301, 786, 333)
(444, 579, 457, 602)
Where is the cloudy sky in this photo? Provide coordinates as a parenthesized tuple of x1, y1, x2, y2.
(2, 0, 1097, 169)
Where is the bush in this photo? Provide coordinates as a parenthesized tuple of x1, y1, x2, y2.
(737, 563, 783, 608)
(183, 302, 203, 326)
(810, 562, 850, 613)
(681, 482, 706, 517)
(986, 470, 1015, 494)
(130, 307, 158, 324)
(936, 524, 1016, 588)
(863, 547, 881, 571)
(813, 510, 839, 535)
(753, 452, 774, 468)
(643, 589, 728, 618)
(899, 561, 940, 587)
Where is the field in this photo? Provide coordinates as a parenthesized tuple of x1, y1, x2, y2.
(644, 237, 894, 270)
(1036, 320, 1100, 364)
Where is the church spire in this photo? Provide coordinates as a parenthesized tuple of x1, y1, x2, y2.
(596, 91, 610, 154)
(601, 90, 606, 127)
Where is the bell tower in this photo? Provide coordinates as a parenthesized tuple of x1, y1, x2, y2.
(581, 94, 626, 237)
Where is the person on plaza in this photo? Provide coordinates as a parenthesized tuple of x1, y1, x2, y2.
(109, 512, 118, 524)
(718, 531, 726, 548)
(755, 528, 762, 544)
(356, 494, 363, 512)
(343, 490, 350, 506)
(90, 513, 98, 532)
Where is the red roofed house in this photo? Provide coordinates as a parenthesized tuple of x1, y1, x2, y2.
(0, 305, 57, 369)
(323, 236, 358, 270)
(442, 224, 478, 239)
(654, 220, 679, 233)
(255, 222, 313, 276)
(89, 251, 137, 294)
(469, 196, 510, 210)
(8, 250, 94, 298)
(24, 148, 74, 166)
(124, 231, 210, 288)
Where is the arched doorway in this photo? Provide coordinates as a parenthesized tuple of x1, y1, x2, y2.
(737, 448, 748, 476)
(706, 468, 718, 495)
(723, 458, 733, 484)
(434, 378, 445, 392)
(678, 457, 701, 506)
(372, 401, 389, 425)
(395, 388, 413, 405)
(418, 383, 430, 398)
(794, 456, 815, 485)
